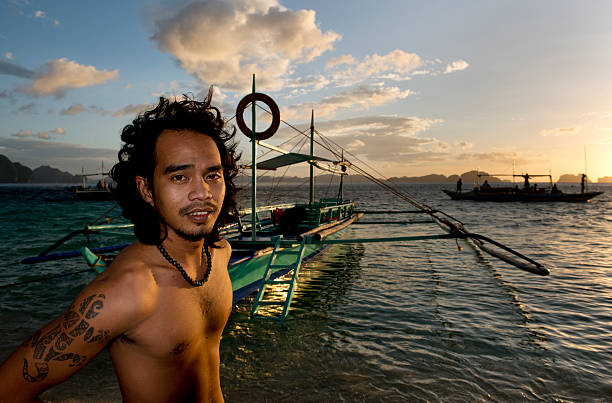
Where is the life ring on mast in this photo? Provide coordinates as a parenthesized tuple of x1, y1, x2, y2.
(235, 92, 280, 140)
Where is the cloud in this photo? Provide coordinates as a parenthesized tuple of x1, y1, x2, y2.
(444, 59, 469, 74)
(5, 52, 14, 60)
(285, 74, 331, 97)
(326, 49, 423, 85)
(455, 141, 473, 150)
(60, 104, 86, 116)
(11, 127, 65, 140)
(539, 126, 580, 136)
(112, 103, 151, 117)
(149, 0, 340, 91)
(284, 85, 413, 118)
(17, 102, 37, 113)
(32, 9, 60, 26)
(278, 115, 443, 163)
(325, 54, 357, 69)
(12, 129, 32, 138)
(20, 58, 118, 97)
(0, 59, 34, 79)
(455, 151, 528, 166)
(0, 137, 118, 174)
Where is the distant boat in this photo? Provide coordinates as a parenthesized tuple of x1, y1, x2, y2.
(444, 173, 603, 202)
(73, 187, 115, 201)
(72, 162, 115, 201)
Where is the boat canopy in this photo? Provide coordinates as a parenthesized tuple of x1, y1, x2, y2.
(254, 152, 335, 170)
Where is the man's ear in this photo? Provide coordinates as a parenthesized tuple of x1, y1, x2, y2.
(135, 176, 153, 204)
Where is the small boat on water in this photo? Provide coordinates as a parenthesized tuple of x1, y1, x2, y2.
(17, 80, 553, 323)
(444, 173, 603, 202)
(72, 162, 115, 201)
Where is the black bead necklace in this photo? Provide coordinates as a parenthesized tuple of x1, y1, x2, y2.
(157, 239, 211, 287)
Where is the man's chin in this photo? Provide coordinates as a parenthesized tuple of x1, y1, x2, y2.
(176, 228, 212, 242)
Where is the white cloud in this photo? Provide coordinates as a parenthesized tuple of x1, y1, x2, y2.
(149, 0, 340, 92)
(325, 54, 357, 69)
(326, 49, 423, 85)
(539, 126, 580, 136)
(346, 139, 365, 150)
(5, 52, 13, 60)
(444, 59, 469, 74)
(112, 103, 151, 118)
(21, 58, 118, 97)
(31, 9, 60, 26)
(286, 85, 413, 118)
(291, 115, 443, 163)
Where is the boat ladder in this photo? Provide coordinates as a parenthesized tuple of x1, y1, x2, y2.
(250, 236, 307, 323)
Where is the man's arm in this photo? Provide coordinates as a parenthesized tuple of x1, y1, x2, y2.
(0, 265, 154, 402)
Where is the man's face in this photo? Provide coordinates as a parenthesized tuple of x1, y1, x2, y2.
(141, 129, 226, 242)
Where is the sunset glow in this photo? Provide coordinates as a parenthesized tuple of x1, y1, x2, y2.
(0, 1, 610, 181)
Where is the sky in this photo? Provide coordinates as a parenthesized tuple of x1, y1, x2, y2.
(1, 0, 611, 181)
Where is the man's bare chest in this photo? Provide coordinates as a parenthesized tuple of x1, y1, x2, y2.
(119, 278, 232, 357)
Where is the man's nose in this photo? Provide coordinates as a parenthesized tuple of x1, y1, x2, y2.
(189, 177, 212, 200)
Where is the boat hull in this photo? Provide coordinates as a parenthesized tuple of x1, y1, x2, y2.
(442, 189, 603, 202)
(73, 189, 115, 201)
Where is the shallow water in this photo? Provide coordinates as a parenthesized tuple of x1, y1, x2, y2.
(1, 182, 610, 402)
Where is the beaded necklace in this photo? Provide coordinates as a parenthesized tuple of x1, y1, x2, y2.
(157, 239, 211, 287)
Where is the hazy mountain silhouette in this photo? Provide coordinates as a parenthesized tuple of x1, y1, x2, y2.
(0, 155, 81, 183)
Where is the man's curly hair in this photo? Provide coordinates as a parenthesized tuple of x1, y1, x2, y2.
(110, 89, 239, 246)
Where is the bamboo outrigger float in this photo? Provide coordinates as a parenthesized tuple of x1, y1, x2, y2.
(18, 76, 550, 324)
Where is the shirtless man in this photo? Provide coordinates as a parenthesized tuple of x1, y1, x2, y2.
(0, 92, 240, 402)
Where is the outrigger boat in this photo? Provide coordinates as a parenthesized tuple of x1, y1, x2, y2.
(443, 173, 603, 202)
(72, 162, 115, 201)
(19, 77, 551, 323)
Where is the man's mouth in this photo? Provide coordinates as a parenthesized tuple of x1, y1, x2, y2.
(180, 205, 217, 220)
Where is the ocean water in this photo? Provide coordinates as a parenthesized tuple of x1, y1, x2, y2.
(0, 182, 610, 402)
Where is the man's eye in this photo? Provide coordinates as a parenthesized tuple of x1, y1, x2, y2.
(207, 172, 222, 181)
(171, 174, 187, 182)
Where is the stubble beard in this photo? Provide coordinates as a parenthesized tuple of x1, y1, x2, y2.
(175, 224, 213, 242)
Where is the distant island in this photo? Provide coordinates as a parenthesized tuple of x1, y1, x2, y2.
(0, 155, 81, 183)
(1, 154, 609, 184)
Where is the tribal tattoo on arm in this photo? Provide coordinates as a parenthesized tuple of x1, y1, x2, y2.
(20, 293, 110, 383)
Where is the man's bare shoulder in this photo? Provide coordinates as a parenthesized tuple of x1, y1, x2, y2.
(87, 242, 160, 320)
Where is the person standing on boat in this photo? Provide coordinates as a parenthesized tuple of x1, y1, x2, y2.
(456, 177, 462, 192)
(523, 173, 530, 191)
(581, 173, 586, 193)
(0, 90, 239, 402)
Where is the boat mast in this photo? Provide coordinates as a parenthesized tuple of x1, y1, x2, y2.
(309, 110, 315, 206)
(339, 150, 344, 201)
(584, 146, 588, 192)
(251, 74, 257, 241)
